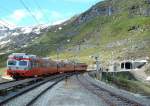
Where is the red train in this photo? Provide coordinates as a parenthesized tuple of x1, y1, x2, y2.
(6, 53, 87, 79)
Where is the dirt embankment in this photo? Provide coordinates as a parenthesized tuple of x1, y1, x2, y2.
(130, 63, 150, 82)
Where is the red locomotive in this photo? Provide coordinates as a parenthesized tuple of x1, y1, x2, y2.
(6, 53, 87, 79)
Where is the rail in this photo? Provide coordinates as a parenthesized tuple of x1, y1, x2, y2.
(77, 74, 145, 106)
(0, 73, 74, 105)
(27, 74, 72, 106)
(0, 78, 41, 91)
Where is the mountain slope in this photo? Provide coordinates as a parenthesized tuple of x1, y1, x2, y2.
(0, 25, 49, 54)
(1, 0, 150, 67)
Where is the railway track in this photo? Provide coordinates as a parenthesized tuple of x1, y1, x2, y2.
(0, 73, 73, 105)
(0, 80, 16, 85)
(0, 77, 43, 105)
(26, 75, 71, 106)
(77, 74, 144, 106)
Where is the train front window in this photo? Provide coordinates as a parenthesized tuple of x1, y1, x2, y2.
(8, 60, 16, 66)
(19, 61, 27, 66)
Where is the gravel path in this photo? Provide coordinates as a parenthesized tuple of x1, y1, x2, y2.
(32, 75, 107, 106)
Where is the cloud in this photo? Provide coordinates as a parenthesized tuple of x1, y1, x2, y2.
(50, 11, 62, 18)
(5, 9, 45, 25)
(4, 9, 67, 26)
(9, 9, 44, 22)
(33, 11, 44, 20)
(34, 10, 64, 25)
(10, 9, 28, 22)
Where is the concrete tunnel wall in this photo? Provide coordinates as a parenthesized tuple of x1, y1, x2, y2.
(108, 60, 148, 72)
(120, 61, 147, 70)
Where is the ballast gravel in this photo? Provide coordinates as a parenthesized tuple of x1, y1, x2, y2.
(3, 81, 54, 106)
(32, 76, 107, 106)
(85, 73, 150, 106)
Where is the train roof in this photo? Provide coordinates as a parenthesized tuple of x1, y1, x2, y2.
(12, 53, 28, 55)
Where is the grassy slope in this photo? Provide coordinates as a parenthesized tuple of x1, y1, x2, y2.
(12, 0, 150, 63)
(0, 67, 6, 75)
(102, 72, 150, 96)
(61, 15, 150, 64)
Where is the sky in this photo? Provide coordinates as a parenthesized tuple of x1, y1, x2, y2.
(0, 0, 102, 27)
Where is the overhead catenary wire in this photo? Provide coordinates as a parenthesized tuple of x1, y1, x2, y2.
(0, 0, 49, 26)
(0, 7, 15, 27)
(19, 0, 40, 25)
(0, 19, 14, 28)
(0, 20, 7, 27)
(33, 0, 50, 24)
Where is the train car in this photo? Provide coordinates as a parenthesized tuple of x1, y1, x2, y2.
(6, 53, 87, 79)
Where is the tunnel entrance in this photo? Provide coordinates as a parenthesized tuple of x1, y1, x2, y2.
(121, 63, 124, 69)
(125, 62, 132, 69)
(120, 60, 147, 71)
(121, 62, 132, 69)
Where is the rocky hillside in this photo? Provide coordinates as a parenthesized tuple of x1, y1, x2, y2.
(0, 25, 49, 54)
(1, 0, 150, 67)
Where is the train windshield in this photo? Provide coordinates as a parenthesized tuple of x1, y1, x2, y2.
(19, 61, 28, 66)
(8, 60, 17, 66)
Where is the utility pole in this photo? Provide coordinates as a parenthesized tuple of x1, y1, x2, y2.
(78, 42, 81, 61)
(95, 56, 101, 80)
(111, 51, 115, 77)
(56, 47, 59, 60)
(75, 42, 81, 62)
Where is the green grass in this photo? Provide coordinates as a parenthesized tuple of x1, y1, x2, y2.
(0, 67, 6, 75)
(145, 66, 150, 75)
(14, 12, 150, 65)
(102, 72, 150, 96)
(0, 54, 8, 68)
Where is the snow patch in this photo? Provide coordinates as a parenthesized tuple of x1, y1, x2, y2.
(146, 76, 150, 81)
(0, 35, 8, 40)
(38, 24, 49, 29)
(52, 19, 66, 25)
(58, 27, 62, 30)
(21, 27, 33, 34)
(0, 39, 10, 45)
(33, 28, 40, 34)
(0, 53, 5, 55)
(12, 32, 19, 36)
(23, 44, 28, 47)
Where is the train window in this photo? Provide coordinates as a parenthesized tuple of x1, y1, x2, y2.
(8, 60, 16, 66)
(15, 56, 23, 58)
(19, 61, 27, 66)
